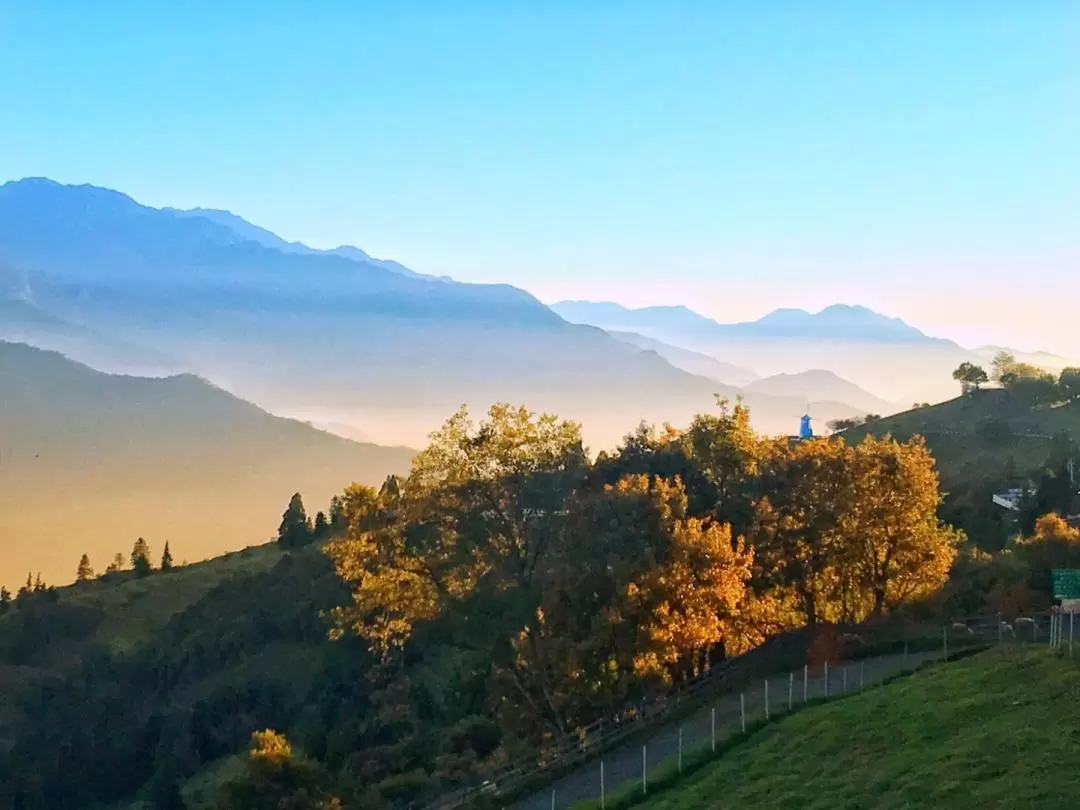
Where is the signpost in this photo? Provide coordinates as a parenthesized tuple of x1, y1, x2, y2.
(1052, 569, 1080, 599)
(1052, 571, 1080, 654)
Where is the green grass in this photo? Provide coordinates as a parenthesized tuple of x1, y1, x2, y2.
(620, 647, 1080, 809)
(845, 390, 1080, 485)
(69, 543, 284, 653)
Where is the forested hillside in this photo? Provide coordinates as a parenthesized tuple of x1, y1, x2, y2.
(4, 394, 1075, 809)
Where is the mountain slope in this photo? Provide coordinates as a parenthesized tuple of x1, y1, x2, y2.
(746, 370, 897, 415)
(607, 330, 759, 387)
(0, 341, 414, 589)
(164, 206, 447, 281)
(0, 178, 866, 448)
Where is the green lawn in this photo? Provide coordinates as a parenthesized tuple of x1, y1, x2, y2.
(638, 647, 1080, 809)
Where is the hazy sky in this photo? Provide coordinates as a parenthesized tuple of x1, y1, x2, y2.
(1, 2, 1078, 353)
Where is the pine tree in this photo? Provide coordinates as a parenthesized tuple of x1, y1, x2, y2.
(312, 511, 329, 541)
(105, 551, 125, 574)
(76, 554, 94, 582)
(131, 537, 153, 578)
(277, 493, 313, 549)
(18, 573, 32, 598)
(33, 573, 45, 592)
(160, 541, 174, 572)
(0, 586, 11, 614)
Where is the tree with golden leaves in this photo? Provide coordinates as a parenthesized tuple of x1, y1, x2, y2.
(846, 435, 961, 616)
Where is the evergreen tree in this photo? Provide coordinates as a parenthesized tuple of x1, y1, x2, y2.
(33, 573, 45, 592)
(277, 493, 313, 549)
(328, 495, 347, 537)
(0, 586, 11, 614)
(76, 554, 94, 582)
(18, 573, 32, 598)
(132, 538, 153, 578)
(312, 511, 329, 541)
(160, 541, 175, 572)
(105, 551, 125, 573)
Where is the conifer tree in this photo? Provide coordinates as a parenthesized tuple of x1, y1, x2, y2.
(105, 551, 125, 573)
(160, 541, 175, 572)
(312, 511, 329, 541)
(0, 586, 11, 613)
(131, 538, 153, 578)
(76, 554, 94, 581)
(277, 493, 313, 549)
(33, 573, 45, 592)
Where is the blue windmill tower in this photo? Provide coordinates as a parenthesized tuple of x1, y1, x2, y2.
(798, 407, 814, 440)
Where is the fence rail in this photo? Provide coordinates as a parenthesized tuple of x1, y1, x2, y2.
(424, 612, 1053, 810)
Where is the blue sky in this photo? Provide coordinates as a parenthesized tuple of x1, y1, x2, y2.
(1, 2, 1078, 353)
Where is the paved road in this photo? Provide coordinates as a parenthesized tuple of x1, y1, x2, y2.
(511, 649, 944, 810)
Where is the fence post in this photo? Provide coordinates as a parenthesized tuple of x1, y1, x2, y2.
(944, 626, 948, 662)
(824, 661, 829, 698)
(1071, 611, 1075, 657)
(842, 666, 847, 695)
(552, 789, 555, 810)
(642, 745, 647, 795)
(600, 760, 605, 810)
(678, 727, 683, 773)
(788, 671, 794, 710)
(740, 693, 746, 733)
(765, 679, 770, 720)
(860, 660, 865, 692)
(711, 707, 716, 752)
(803, 664, 808, 702)
(998, 612, 1003, 644)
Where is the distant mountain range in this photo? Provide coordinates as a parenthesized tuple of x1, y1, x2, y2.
(606, 330, 760, 387)
(0, 341, 414, 589)
(551, 300, 982, 404)
(552, 300, 947, 344)
(0, 178, 869, 450)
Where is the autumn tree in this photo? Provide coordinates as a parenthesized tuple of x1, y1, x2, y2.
(328, 403, 588, 734)
(131, 538, 153, 578)
(752, 438, 857, 627)
(952, 362, 989, 394)
(76, 554, 94, 582)
(213, 730, 339, 810)
(845, 435, 961, 616)
(277, 493, 314, 549)
(160, 541, 174, 572)
(752, 435, 959, 624)
(991, 351, 1017, 383)
(677, 396, 778, 537)
(1017, 513, 1080, 598)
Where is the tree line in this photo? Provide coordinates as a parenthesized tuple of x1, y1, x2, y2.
(954, 351, 1080, 405)
(322, 399, 958, 749)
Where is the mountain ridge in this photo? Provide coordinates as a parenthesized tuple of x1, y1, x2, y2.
(0, 340, 415, 589)
(0, 177, 874, 448)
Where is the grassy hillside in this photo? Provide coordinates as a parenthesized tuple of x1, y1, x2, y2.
(636, 646, 1080, 809)
(842, 390, 1080, 548)
(844, 390, 1080, 479)
(0, 341, 414, 589)
(0, 541, 358, 808)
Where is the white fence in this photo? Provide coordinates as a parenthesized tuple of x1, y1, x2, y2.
(426, 612, 1051, 810)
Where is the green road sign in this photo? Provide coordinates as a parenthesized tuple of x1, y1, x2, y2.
(1053, 569, 1080, 599)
